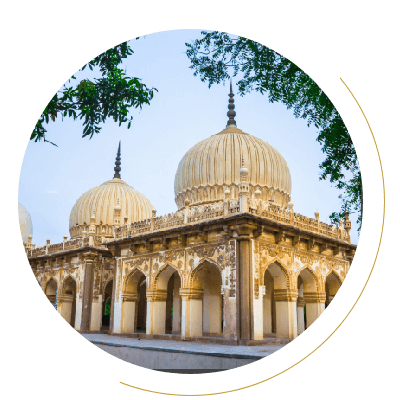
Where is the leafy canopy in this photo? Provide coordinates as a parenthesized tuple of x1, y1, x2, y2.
(186, 31, 362, 231)
(31, 40, 156, 146)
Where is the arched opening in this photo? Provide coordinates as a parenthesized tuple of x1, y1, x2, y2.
(262, 263, 287, 337)
(152, 265, 182, 335)
(298, 267, 324, 328)
(191, 261, 223, 337)
(121, 269, 146, 334)
(136, 276, 147, 332)
(102, 279, 113, 330)
(165, 271, 182, 334)
(325, 271, 342, 307)
(297, 276, 305, 335)
(60, 276, 77, 327)
(45, 279, 57, 309)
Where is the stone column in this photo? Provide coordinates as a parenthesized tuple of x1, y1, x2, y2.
(180, 288, 204, 339)
(253, 285, 265, 341)
(222, 288, 237, 340)
(90, 296, 102, 331)
(57, 294, 74, 324)
(304, 292, 326, 328)
(121, 294, 139, 333)
(236, 236, 254, 344)
(172, 275, 181, 334)
(146, 289, 167, 335)
(80, 252, 97, 332)
(274, 289, 298, 339)
(297, 297, 305, 335)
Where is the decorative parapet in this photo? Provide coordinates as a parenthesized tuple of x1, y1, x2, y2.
(28, 197, 350, 259)
(187, 202, 224, 223)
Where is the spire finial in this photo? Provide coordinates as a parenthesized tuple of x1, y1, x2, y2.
(114, 141, 121, 179)
(227, 78, 236, 127)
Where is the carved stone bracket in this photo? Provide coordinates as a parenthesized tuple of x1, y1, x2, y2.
(307, 238, 315, 251)
(293, 235, 301, 247)
(178, 233, 186, 246)
(223, 225, 232, 238)
(319, 242, 328, 253)
(144, 239, 153, 252)
(198, 228, 208, 243)
(253, 225, 263, 239)
(275, 230, 286, 244)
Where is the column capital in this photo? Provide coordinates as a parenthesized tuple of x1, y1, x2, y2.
(79, 251, 98, 262)
(304, 292, 326, 303)
(274, 289, 298, 302)
(122, 293, 139, 302)
(146, 289, 167, 302)
(179, 288, 204, 300)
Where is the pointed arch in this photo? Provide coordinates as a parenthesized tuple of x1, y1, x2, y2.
(102, 277, 114, 296)
(297, 265, 320, 293)
(44, 277, 58, 296)
(61, 275, 76, 294)
(153, 263, 181, 291)
(123, 267, 147, 295)
(189, 258, 222, 289)
(325, 269, 342, 297)
(261, 259, 290, 290)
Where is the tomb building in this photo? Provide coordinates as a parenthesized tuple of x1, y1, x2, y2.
(25, 87, 356, 344)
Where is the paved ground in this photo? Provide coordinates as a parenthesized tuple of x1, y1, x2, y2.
(82, 333, 285, 359)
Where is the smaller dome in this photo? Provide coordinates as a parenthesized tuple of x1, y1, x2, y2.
(18, 202, 33, 243)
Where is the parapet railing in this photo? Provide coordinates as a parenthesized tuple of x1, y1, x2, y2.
(27, 197, 350, 258)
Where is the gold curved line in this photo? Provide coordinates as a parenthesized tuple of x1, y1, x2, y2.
(119, 78, 385, 397)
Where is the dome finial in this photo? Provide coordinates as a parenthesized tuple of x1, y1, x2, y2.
(114, 141, 121, 179)
(227, 79, 236, 127)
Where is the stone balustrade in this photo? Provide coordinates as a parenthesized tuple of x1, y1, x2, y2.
(29, 198, 349, 258)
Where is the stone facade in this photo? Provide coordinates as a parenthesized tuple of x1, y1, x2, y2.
(23, 89, 357, 345)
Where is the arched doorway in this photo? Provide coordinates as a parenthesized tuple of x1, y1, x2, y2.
(325, 271, 342, 307)
(262, 262, 296, 338)
(149, 265, 181, 335)
(59, 276, 77, 327)
(136, 275, 147, 332)
(298, 267, 324, 328)
(121, 269, 146, 333)
(165, 271, 181, 334)
(45, 278, 58, 309)
(191, 261, 223, 337)
(297, 276, 305, 335)
(102, 279, 113, 331)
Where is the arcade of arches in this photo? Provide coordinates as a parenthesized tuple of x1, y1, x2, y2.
(31, 225, 353, 344)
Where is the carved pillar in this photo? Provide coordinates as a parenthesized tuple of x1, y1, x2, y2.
(80, 251, 97, 332)
(304, 292, 326, 328)
(172, 274, 181, 334)
(234, 222, 256, 342)
(57, 294, 74, 324)
(274, 289, 298, 339)
(121, 294, 139, 333)
(297, 297, 305, 335)
(146, 289, 168, 334)
(180, 288, 204, 339)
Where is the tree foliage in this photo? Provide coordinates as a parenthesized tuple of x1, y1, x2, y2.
(186, 31, 362, 231)
(31, 40, 156, 146)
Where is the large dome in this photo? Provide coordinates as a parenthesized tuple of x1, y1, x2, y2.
(69, 178, 153, 238)
(174, 124, 292, 209)
(18, 202, 33, 243)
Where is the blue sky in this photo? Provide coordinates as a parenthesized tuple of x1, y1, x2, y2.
(18, 29, 359, 246)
